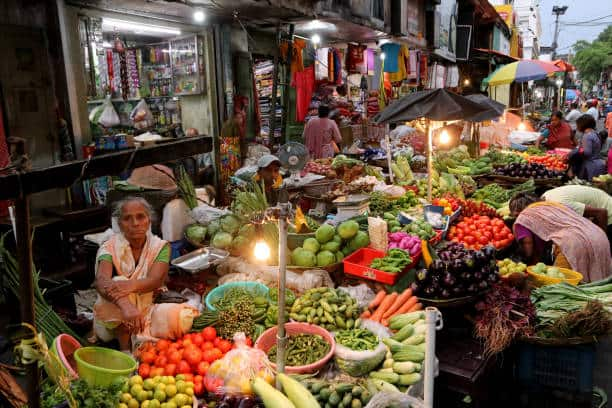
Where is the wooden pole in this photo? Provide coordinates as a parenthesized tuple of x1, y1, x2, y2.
(14, 196, 40, 408)
(280, 24, 294, 145)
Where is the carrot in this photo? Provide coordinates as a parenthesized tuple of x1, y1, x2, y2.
(390, 295, 419, 317)
(361, 310, 372, 319)
(369, 290, 387, 309)
(371, 293, 397, 322)
(381, 318, 390, 326)
(382, 288, 413, 319)
(407, 302, 423, 312)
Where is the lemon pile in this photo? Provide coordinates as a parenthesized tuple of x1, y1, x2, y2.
(118, 374, 195, 408)
(497, 258, 527, 276)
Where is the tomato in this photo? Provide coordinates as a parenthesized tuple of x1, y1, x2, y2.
(464, 235, 475, 245)
(500, 238, 511, 247)
(141, 351, 156, 365)
(154, 355, 168, 367)
(483, 231, 492, 240)
(185, 347, 203, 366)
(202, 349, 216, 363)
(197, 361, 209, 376)
(478, 235, 489, 245)
(156, 339, 171, 352)
(182, 338, 193, 348)
(150, 366, 165, 377)
(217, 339, 232, 354)
(507, 233, 514, 241)
(192, 333, 204, 346)
(245, 337, 253, 347)
(213, 337, 221, 347)
(182, 373, 195, 383)
(202, 327, 217, 342)
(201, 341, 214, 351)
(138, 363, 151, 378)
(469, 224, 477, 231)
(167, 349, 182, 364)
(457, 222, 467, 229)
(194, 382, 204, 396)
(163, 363, 176, 376)
(177, 360, 191, 374)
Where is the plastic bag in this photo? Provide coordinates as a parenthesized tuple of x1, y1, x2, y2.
(204, 332, 274, 395)
(88, 103, 104, 124)
(365, 391, 424, 408)
(338, 284, 376, 309)
(334, 320, 390, 377)
(149, 303, 198, 340)
(161, 198, 193, 242)
(368, 217, 388, 252)
(98, 96, 120, 128)
(191, 203, 231, 225)
(130, 99, 154, 130)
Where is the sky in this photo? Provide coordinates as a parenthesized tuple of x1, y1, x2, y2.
(537, 0, 612, 54)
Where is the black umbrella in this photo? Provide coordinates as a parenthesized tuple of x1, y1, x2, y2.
(465, 94, 506, 122)
(373, 88, 493, 124)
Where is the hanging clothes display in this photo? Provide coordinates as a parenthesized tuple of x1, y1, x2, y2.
(407, 50, 418, 80)
(279, 38, 306, 74)
(380, 43, 401, 73)
(387, 44, 410, 83)
(292, 65, 315, 122)
(346, 43, 366, 74)
(365, 48, 376, 75)
(372, 50, 382, 91)
(332, 48, 343, 84)
(315, 47, 329, 80)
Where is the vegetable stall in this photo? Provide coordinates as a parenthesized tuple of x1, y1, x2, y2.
(3, 93, 611, 408)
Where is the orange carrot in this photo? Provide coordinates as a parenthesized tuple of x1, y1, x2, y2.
(371, 293, 397, 322)
(390, 296, 419, 317)
(382, 288, 413, 319)
(369, 290, 387, 309)
(361, 310, 372, 319)
(381, 318, 390, 326)
(407, 302, 423, 312)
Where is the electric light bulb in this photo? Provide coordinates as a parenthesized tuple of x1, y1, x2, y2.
(311, 34, 321, 45)
(463, 78, 471, 86)
(194, 10, 205, 23)
(380, 52, 386, 60)
(518, 122, 526, 131)
(254, 241, 270, 261)
(439, 130, 450, 145)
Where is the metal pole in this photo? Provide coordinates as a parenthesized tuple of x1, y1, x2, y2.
(385, 131, 393, 184)
(521, 83, 525, 119)
(426, 121, 433, 202)
(275, 201, 290, 389)
(281, 24, 294, 145)
(423, 307, 442, 408)
(15, 196, 40, 408)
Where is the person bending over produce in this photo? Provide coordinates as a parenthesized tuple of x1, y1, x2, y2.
(509, 193, 611, 282)
(93, 197, 170, 351)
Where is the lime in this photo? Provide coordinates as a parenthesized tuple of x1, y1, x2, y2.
(130, 384, 144, 397)
(127, 399, 139, 408)
(153, 390, 166, 402)
(143, 379, 156, 391)
(137, 390, 149, 402)
(184, 387, 194, 397)
(165, 402, 177, 408)
(121, 393, 133, 403)
(175, 381, 187, 394)
(130, 376, 144, 387)
(149, 400, 161, 408)
(173, 394, 188, 407)
(155, 383, 166, 393)
(165, 384, 178, 398)
(141, 401, 150, 408)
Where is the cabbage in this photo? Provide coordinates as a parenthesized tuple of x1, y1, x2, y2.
(220, 215, 241, 235)
(211, 231, 233, 249)
(207, 219, 221, 238)
(185, 224, 207, 243)
(337, 220, 359, 240)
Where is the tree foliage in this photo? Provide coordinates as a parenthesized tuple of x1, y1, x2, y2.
(571, 26, 612, 88)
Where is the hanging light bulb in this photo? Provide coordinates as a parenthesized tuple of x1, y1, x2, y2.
(463, 78, 471, 86)
(518, 122, 526, 131)
(380, 52, 386, 60)
(193, 9, 206, 23)
(311, 34, 321, 45)
(439, 130, 451, 145)
(253, 240, 271, 261)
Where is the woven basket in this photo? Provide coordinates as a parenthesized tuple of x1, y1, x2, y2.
(127, 165, 177, 190)
(254, 323, 335, 374)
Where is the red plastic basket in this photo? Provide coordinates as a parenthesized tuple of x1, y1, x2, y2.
(343, 247, 420, 284)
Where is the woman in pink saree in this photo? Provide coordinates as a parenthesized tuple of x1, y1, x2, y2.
(93, 197, 169, 351)
(509, 193, 611, 282)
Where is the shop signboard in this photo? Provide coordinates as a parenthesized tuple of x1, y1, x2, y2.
(494, 5, 514, 28)
(433, 0, 457, 62)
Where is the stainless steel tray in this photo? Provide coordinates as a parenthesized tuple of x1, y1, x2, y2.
(171, 247, 229, 273)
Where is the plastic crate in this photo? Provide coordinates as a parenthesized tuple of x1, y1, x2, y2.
(517, 343, 595, 394)
(343, 247, 420, 284)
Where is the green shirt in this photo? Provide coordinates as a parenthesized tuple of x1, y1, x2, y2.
(542, 185, 612, 225)
(97, 244, 170, 264)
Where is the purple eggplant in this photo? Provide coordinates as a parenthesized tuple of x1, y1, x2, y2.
(440, 289, 451, 299)
(460, 272, 472, 282)
(464, 254, 475, 268)
(442, 272, 456, 287)
(467, 283, 478, 294)
(478, 280, 489, 290)
(423, 286, 437, 296)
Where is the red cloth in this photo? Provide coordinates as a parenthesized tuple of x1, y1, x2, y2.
(546, 121, 574, 149)
(292, 65, 315, 122)
(346, 44, 366, 74)
(0, 105, 9, 217)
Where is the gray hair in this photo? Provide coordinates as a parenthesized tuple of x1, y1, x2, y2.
(112, 196, 155, 223)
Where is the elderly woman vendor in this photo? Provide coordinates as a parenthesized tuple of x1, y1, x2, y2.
(93, 197, 169, 351)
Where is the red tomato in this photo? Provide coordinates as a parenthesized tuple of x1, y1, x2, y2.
(218, 339, 232, 354)
(182, 373, 194, 383)
(164, 363, 176, 376)
(245, 337, 253, 347)
(202, 327, 217, 342)
(213, 337, 221, 347)
(182, 338, 193, 348)
(138, 363, 151, 378)
(150, 366, 165, 377)
(478, 235, 489, 245)
(507, 233, 514, 241)
(457, 222, 467, 229)
(141, 351, 156, 365)
(201, 341, 214, 351)
(192, 333, 204, 346)
(483, 231, 493, 240)
(194, 382, 204, 396)
(154, 355, 168, 367)
(469, 224, 477, 231)
(177, 360, 191, 374)
(197, 361, 209, 376)
(464, 235, 475, 245)
(202, 349, 216, 363)
(194, 375, 203, 384)
(156, 339, 171, 352)
(185, 347, 203, 366)
(167, 350, 182, 364)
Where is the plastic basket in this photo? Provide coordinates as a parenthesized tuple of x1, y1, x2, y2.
(343, 247, 420, 285)
(205, 281, 270, 311)
(74, 347, 136, 387)
(49, 334, 81, 379)
(526, 266, 583, 287)
(254, 323, 335, 374)
(517, 343, 595, 393)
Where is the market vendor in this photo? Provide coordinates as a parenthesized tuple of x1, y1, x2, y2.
(509, 193, 611, 282)
(93, 197, 170, 351)
(253, 154, 283, 204)
(302, 105, 342, 159)
(535, 111, 574, 149)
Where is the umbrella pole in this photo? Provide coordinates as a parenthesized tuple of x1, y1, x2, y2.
(521, 83, 525, 119)
(426, 120, 432, 202)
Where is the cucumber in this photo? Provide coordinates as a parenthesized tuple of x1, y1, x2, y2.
(252, 377, 297, 408)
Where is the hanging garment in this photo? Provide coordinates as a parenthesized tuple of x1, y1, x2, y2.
(346, 43, 367, 74)
(378, 61, 388, 109)
(372, 51, 382, 91)
(381, 43, 401, 73)
(292, 65, 315, 122)
(316, 47, 330, 80)
(333, 48, 343, 84)
(387, 45, 410, 83)
(328, 49, 334, 82)
(279, 38, 306, 73)
(407, 51, 418, 79)
(365, 48, 376, 75)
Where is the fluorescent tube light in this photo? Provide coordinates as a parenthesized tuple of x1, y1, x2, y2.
(102, 18, 181, 36)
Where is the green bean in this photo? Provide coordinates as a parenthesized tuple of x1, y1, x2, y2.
(335, 329, 378, 351)
(267, 333, 330, 366)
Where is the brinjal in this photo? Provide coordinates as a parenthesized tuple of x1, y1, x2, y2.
(473, 271, 483, 281)
(238, 397, 259, 408)
(488, 273, 499, 282)
(464, 254, 475, 268)
(460, 272, 472, 281)
(442, 272, 456, 287)
(452, 258, 465, 272)
(440, 289, 451, 299)
(431, 259, 445, 272)
(478, 280, 489, 290)
(467, 284, 478, 294)
(423, 286, 437, 296)
(452, 285, 465, 296)
(483, 246, 496, 258)
(411, 282, 421, 295)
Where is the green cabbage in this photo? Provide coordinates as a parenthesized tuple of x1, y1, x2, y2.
(185, 224, 207, 243)
(211, 231, 233, 249)
(220, 215, 241, 235)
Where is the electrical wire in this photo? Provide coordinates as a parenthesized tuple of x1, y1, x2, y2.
(561, 14, 612, 25)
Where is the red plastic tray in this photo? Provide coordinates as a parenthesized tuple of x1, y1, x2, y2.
(343, 247, 420, 284)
